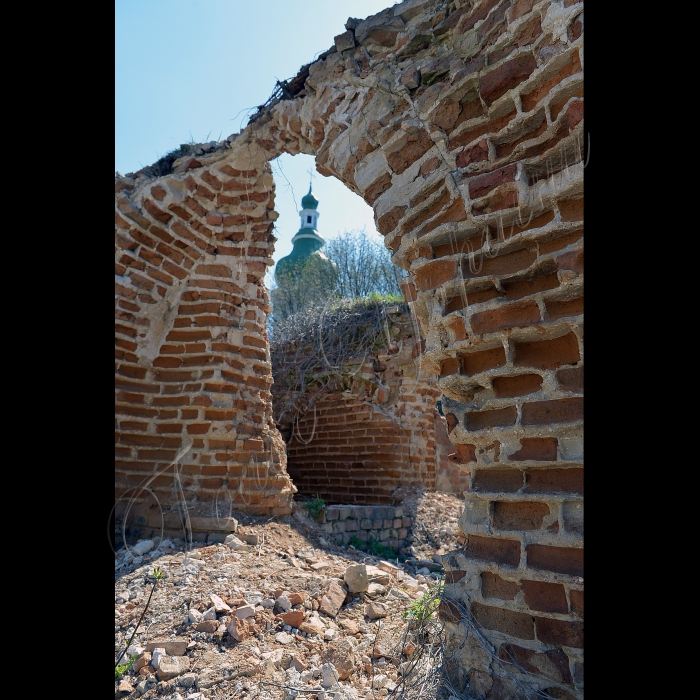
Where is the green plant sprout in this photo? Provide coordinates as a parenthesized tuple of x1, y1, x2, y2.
(403, 579, 444, 621)
(302, 496, 326, 519)
(115, 654, 137, 680)
(348, 534, 397, 560)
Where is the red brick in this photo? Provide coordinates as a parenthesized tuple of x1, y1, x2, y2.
(414, 259, 457, 291)
(558, 197, 583, 222)
(471, 469, 523, 493)
(419, 198, 467, 237)
(479, 53, 537, 105)
(465, 405, 517, 431)
(460, 345, 506, 376)
(497, 644, 572, 684)
(503, 272, 559, 301)
(471, 301, 540, 335)
(449, 109, 516, 152)
(527, 544, 583, 577)
(471, 602, 534, 639)
(508, 0, 535, 22)
(386, 129, 434, 175)
(514, 332, 580, 370)
(493, 501, 549, 530)
(477, 247, 538, 277)
(521, 579, 568, 613)
(143, 198, 172, 225)
(555, 367, 583, 393)
(538, 229, 583, 255)
(546, 297, 583, 321)
(439, 358, 460, 377)
(535, 617, 583, 648)
(508, 437, 558, 461)
(447, 443, 477, 464)
(468, 165, 517, 200)
(525, 468, 583, 495)
(465, 534, 520, 566)
(557, 249, 584, 274)
(521, 51, 582, 112)
(521, 398, 583, 425)
(569, 589, 583, 617)
(377, 205, 407, 235)
(481, 572, 520, 600)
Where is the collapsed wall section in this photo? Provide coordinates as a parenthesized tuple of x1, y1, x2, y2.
(274, 309, 469, 502)
(115, 138, 296, 525)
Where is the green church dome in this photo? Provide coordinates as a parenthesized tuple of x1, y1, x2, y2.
(301, 186, 319, 210)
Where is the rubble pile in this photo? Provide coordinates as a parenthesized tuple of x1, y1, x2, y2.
(115, 493, 460, 700)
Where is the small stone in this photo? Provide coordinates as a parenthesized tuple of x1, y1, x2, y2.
(365, 602, 388, 619)
(195, 620, 218, 633)
(210, 593, 231, 612)
(261, 598, 276, 608)
(179, 674, 197, 688)
(228, 616, 253, 642)
(276, 594, 292, 612)
(344, 564, 368, 593)
(146, 639, 188, 656)
(278, 609, 305, 628)
(324, 629, 336, 641)
(276, 631, 295, 645)
(367, 582, 387, 597)
(224, 534, 249, 551)
(202, 606, 217, 621)
(372, 674, 389, 689)
(319, 580, 347, 617)
(325, 638, 356, 680)
(299, 616, 326, 636)
(288, 592, 306, 606)
(151, 648, 167, 670)
(403, 641, 416, 656)
(290, 656, 307, 672)
(320, 663, 339, 688)
(133, 652, 151, 672)
(338, 618, 360, 635)
(235, 604, 256, 619)
(155, 655, 191, 681)
(117, 679, 133, 694)
(376, 561, 400, 574)
(131, 540, 154, 556)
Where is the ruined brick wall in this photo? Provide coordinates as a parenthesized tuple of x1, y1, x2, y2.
(116, 0, 583, 693)
(275, 309, 468, 502)
(115, 141, 297, 521)
(241, 1, 584, 695)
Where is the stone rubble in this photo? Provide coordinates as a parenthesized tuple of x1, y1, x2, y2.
(115, 495, 456, 699)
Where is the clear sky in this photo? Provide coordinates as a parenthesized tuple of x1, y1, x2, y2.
(115, 0, 398, 285)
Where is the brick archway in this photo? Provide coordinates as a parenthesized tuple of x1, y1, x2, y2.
(116, 1, 583, 696)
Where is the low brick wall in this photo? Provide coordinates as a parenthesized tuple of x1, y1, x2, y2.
(316, 504, 412, 552)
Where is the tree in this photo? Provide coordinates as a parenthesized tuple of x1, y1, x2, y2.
(269, 228, 406, 329)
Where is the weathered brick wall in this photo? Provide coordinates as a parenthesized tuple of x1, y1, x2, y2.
(115, 141, 297, 522)
(116, 0, 583, 694)
(242, 1, 584, 695)
(280, 315, 438, 504)
(317, 504, 412, 552)
(275, 309, 469, 502)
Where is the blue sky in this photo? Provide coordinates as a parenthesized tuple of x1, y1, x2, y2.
(115, 0, 398, 281)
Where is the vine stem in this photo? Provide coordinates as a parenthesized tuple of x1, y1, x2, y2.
(115, 572, 160, 669)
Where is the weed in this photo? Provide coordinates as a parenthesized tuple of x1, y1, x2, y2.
(403, 579, 444, 621)
(115, 654, 137, 680)
(115, 567, 164, 673)
(301, 496, 326, 519)
(348, 534, 397, 560)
